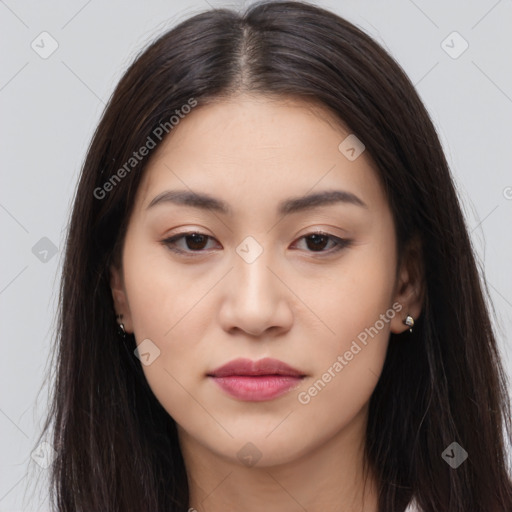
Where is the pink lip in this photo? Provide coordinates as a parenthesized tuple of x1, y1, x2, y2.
(207, 357, 306, 401)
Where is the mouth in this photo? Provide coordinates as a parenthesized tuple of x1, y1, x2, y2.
(207, 357, 306, 402)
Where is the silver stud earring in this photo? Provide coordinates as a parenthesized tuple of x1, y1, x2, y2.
(403, 315, 414, 333)
(116, 314, 126, 339)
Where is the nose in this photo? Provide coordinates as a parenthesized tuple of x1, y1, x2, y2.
(217, 246, 293, 338)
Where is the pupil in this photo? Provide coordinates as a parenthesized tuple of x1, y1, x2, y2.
(308, 234, 327, 251)
(187, 234, 207, 250)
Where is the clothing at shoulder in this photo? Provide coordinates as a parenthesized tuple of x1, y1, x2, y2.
(404, 498, 421, 512)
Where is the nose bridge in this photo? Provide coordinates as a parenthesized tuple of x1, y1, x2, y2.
(218, 234, 291, 335)
(233, 234, 277, 304)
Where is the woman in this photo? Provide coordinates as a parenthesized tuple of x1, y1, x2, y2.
(33, 1, 512, 510)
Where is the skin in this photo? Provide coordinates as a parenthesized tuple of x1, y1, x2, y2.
(110, 93, 423, 512)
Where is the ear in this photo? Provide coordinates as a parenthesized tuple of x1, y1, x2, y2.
(390, 235, 425, 334)
(110, 264, 133, 334)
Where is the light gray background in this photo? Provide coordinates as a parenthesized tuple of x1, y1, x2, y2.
(1, 0, 511, 510)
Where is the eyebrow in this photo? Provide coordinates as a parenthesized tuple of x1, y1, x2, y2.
(145, 189, 368, 215)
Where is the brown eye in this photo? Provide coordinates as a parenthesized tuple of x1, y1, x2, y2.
(304, 233, 331, 251)
(293, 232, 351, 254)
(162, 232, 218, 255)
(162, 230, 351, 257)
(182, 233, 209, 250)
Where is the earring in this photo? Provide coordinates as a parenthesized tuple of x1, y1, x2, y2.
(116, 314, 126, 339)
(403, 315, 414, 333)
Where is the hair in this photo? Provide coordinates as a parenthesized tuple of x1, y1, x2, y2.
(31, 1, 512, 511)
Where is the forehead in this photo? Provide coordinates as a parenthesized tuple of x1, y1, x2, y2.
(134, 94, 385, 216)
(160, 93, 351, 152)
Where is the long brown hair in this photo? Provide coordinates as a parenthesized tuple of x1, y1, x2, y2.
(32, 1, 512, 510)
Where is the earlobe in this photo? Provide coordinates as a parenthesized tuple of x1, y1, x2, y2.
(109, 264, 133, 333)
(109, 265, 124, 305)
(390, 236, 425, 335)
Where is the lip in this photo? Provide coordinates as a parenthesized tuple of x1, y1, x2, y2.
(207, 357, 306, 401)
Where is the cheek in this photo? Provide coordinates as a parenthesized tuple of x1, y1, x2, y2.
(293, 290, 394, 446)
(306, 245, 396, 346)
(123, 235, 208, 340)
(125, 273, 209, 429)
(296, 232, 397, 406)
(122, 240, 210, 411)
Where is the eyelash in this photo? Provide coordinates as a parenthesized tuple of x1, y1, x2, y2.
(161, 231, 352, 257)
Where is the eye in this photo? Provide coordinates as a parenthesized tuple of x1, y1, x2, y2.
(292, 231, 351, 254)
(162, 232, 218, 255)
(161, 230, 351, 256)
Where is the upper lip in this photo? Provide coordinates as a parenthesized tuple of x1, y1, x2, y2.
(207, 357, 305, 377)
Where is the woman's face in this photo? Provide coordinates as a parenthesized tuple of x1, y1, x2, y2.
(110, 94, 417, 467)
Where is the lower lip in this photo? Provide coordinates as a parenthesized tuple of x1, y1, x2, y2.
(210, 375, 303, 401)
